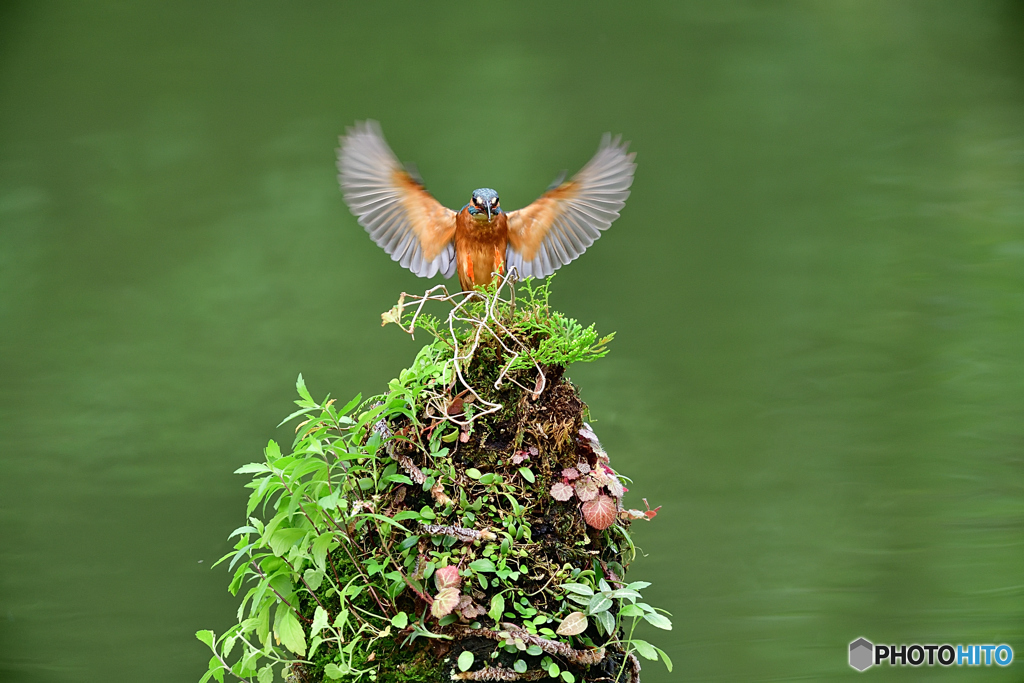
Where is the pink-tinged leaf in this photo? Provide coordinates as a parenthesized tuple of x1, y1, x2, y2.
(574, 476, 599, 502)
(643, 498, 662, 520)
(550, 482, 575, 501)
(434, 565, 461, 591)
(576, 461, 591, 475)
(431, 587, 461, 618)
(561, 467, 580, 481)
(605, 475, 625, 499)
(582, 494, 617, 530)
(556, 611, 589, 636)
(529, 446, 539, 456)
(579, 424, 597, 441)
(460, 602, 487, 622)
(620, 509, 647, 521)
(511, 450, 530, 465)
(591, 468, 610, 486)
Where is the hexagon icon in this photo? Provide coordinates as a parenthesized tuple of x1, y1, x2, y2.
(849, 638, 874, 671)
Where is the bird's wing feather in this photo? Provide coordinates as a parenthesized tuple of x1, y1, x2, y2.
(338, 121, 457, 278)
(506, 134, 635, 279)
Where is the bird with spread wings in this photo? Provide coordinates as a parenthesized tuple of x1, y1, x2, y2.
(337, 121, 635, 291)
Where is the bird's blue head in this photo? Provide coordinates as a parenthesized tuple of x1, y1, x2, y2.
(469, 188, 500, 221)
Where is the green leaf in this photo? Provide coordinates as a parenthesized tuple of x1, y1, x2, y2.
(488, 594, 505, 623)
(195, 629, 215, 649)
(276, 608, 306, 656)
(595, 609, 614, 635)
(323, 663, 343, 679)
(466, 468, 482, 480)
(626, 581, 652, 591)
(526, 644, 543, 656)
(311, 532, 335, 571)
(607, 588, 641, 601)
(265, 440, 281, 461)
(618, 604, 645, 618)
(257, 664, 273, 683)
(587, 594, 612, 614)
(518, 467, 535, 483)
(234, 463, 271, 474)
(458, 651, 475, 672)
(419, 505, 437, 521)
(256, 604, 270, 645)
(559, 582, 594, 597)
(296, 373, 314, 404)
(654, 646, 674, 672)
(391, 611, 409, 629)
(268, 527, 306, 557)
(547, 662, 560, 677)
(514, 659, 528, 673)
(303, 568, 324, 590)
(560, 672, 575, 683)
(643, 612, 672, 630)
(210, 657, 225, 683)
(358, 512, 413, 533)
(336, 393, 363, 417)
(469, 558, 496, 573)
(309, 634, 324, 658)
(631, 639, 658, 660)
(311, 606, 329, 636)
(276, 405, 318, 428)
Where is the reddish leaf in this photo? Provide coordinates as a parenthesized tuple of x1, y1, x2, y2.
(459, 600, 486, 620)
(556, 611, 589, 636)
(574, 476, 599, 502)
(582, 494, 617, 530)
(434, 565, 461, 591)
(643, 498, 662, 520)
(576, 461, 592, 475)
(561, 467, 580, 481)
(431, 587, 461, 618)
(550, 482, 575, 501)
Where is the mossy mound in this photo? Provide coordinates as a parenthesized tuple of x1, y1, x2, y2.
(198, 277, 671, 683)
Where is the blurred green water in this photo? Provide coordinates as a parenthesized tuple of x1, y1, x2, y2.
(1, 1, 1023, 680)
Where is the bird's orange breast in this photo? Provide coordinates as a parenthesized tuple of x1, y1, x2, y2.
(454, 210, 509, 290)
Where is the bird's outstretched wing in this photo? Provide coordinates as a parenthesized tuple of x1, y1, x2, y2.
(506, 134, 635, 279)
(338, 121, 458, 278)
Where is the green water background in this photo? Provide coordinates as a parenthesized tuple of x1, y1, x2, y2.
(2, 2, 1023, 680)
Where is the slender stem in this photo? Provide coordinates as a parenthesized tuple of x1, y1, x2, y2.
(249, 560, 312, 624)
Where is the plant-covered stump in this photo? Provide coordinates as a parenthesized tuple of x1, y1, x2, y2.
(198, 277, 672, 683)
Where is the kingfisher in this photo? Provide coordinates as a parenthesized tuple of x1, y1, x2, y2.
(337, 121, 635, 291)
